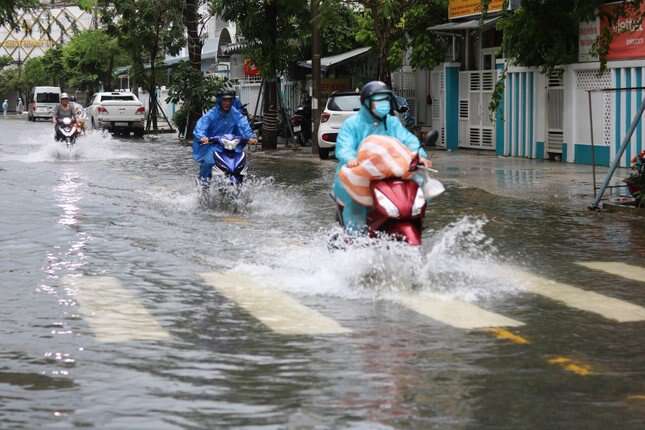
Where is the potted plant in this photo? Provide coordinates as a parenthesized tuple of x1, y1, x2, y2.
(624, 150, 645, 207)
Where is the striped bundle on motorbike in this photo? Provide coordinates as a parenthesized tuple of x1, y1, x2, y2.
(338, 135, 415, 207)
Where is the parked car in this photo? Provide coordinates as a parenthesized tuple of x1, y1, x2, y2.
(87, 91, 146, 137)
(317, 91, 361, 159)
(28, 86, 61, 121)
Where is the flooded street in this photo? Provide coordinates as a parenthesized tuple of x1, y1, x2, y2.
(2, 117, 645, 429)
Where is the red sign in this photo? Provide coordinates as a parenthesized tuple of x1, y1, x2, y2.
(601, 2, 645, 61)
(243, 59, 260, 77)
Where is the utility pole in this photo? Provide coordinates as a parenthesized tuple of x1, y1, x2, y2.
(311, 0, 321, 155)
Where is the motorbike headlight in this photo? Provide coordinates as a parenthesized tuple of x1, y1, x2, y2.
(411, 187, 426, 217)
(63, 117, 72, 125)
(374, 189, 400, 218)
(222, 139, 239, 151)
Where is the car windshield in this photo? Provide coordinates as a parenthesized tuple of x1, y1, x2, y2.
(101, 95, 136, 101)
(328, 95, 361, 112)
(36, 93, 60, 103)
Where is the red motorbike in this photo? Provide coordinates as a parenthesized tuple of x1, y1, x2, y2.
(335, 131, 444, 246)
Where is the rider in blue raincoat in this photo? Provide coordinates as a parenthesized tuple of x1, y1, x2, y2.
(333, 81, 432, 233)
(193, 90, 257, 185)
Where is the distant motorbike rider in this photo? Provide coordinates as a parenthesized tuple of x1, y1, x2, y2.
(192, 90, 257, 186)
(332, 81, 432, 234)
(52, 93, 77, 141)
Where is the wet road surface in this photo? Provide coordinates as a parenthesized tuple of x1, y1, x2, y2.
(2, 117, 645, 429)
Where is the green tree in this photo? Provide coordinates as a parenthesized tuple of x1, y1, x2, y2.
(0, 0, 36, 28)
(62, 30, 125, 93)
(23, 56, 50, 88)
(354, 0, 426, 85)
(212, 0, 309, 149)
(41, 46, 68, 88)
(102, 0, 185, 131)
(319, 0, 362, 56)
(165, 61, 228, 135)
(401, 1, 449, 71)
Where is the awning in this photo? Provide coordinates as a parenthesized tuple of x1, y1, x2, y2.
(299, 47, 371, 71)
(428, 17, 499, 32)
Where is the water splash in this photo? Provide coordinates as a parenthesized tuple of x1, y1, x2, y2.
(145, 174, 306, 217)
(232, 216, 519, 302)
(1, 130, 137, 163)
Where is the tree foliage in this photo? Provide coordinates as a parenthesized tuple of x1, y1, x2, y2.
(353, 0, 448, 84)
(0, 0, 36, 28)
(102, 0, 185, 130)
(62, 30, 126, 92)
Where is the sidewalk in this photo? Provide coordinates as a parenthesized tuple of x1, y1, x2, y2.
(253, 145, 630, 209)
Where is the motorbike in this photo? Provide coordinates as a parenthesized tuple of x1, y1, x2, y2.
(55, 117, 81, 148)
(241, 103, 263, 148)
(205, 134, 249, 187)
(334, 131, 444, 246)
(290, 105, 306, 146)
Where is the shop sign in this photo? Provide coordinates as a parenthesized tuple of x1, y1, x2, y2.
(0, 39, 53, 48)
(600, 2, 645, 61)
(448, 0, 504, 20)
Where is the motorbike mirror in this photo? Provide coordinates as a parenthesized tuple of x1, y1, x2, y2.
(424, 130, 439, 147)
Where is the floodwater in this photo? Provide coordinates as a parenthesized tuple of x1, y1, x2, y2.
(2, 117, 645, 429)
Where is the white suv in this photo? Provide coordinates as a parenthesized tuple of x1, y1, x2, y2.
(317, 91, 361, 159)
(87, 91, 146, 137)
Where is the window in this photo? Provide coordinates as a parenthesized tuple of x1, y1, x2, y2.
(100, 95, 136, 101)
(328, 95, 361, 112)
(36, 93, 60, 103)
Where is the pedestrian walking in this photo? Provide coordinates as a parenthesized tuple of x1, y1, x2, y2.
(2, 99, 8, 117)
(16, 98, 23, 114)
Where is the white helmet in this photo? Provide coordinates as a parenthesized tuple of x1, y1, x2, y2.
(61, 93, 69, 100)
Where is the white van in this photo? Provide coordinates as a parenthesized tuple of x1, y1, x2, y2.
(28, 86, 61, 121)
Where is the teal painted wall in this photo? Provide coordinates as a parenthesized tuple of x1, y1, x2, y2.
(562, 143, 568, 162)
(535, 141, 545, 160)
(574, 144, 610, 166)
(445, 65, 460, 151)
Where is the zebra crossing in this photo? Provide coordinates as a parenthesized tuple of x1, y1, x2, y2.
(66, 261, 645, 343)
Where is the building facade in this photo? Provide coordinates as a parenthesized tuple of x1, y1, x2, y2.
(0, 1, 94, 63)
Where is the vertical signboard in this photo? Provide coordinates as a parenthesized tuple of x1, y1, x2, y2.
(448, 0, 504, 20)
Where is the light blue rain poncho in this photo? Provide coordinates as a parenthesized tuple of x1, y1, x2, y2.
(192, 99, 255, 181)
(333, 104, 427, 233)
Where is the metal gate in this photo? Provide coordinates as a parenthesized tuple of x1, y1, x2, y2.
(546, 70, 564, 155)
(459, 70, 495, 150)
(430, 69, 445, 147)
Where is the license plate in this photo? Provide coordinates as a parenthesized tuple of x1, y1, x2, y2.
(293, 125, 301, 132)
(115, 122, 128, 127)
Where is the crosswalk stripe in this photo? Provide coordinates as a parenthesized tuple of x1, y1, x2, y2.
(64, 276, 171, 342)
(503, 267, 645, 323)
(397, 293, 524, 329)
(200, 272, 351, 335)
(576, 261, 645, 283)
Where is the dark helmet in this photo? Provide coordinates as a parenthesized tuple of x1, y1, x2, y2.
(217, 89, 236, 100)
(360, 81, 393, 105)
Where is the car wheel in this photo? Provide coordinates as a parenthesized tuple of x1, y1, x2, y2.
(318, 147, 331, 160)
(133, 129, 144, 138)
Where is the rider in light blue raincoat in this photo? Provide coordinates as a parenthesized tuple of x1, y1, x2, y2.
(193, 90, 256, 184)
(332, 81, 432, 233)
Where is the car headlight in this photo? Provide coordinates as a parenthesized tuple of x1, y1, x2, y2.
(411, 187, 426, 217)
(374, 189, 400, 218)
